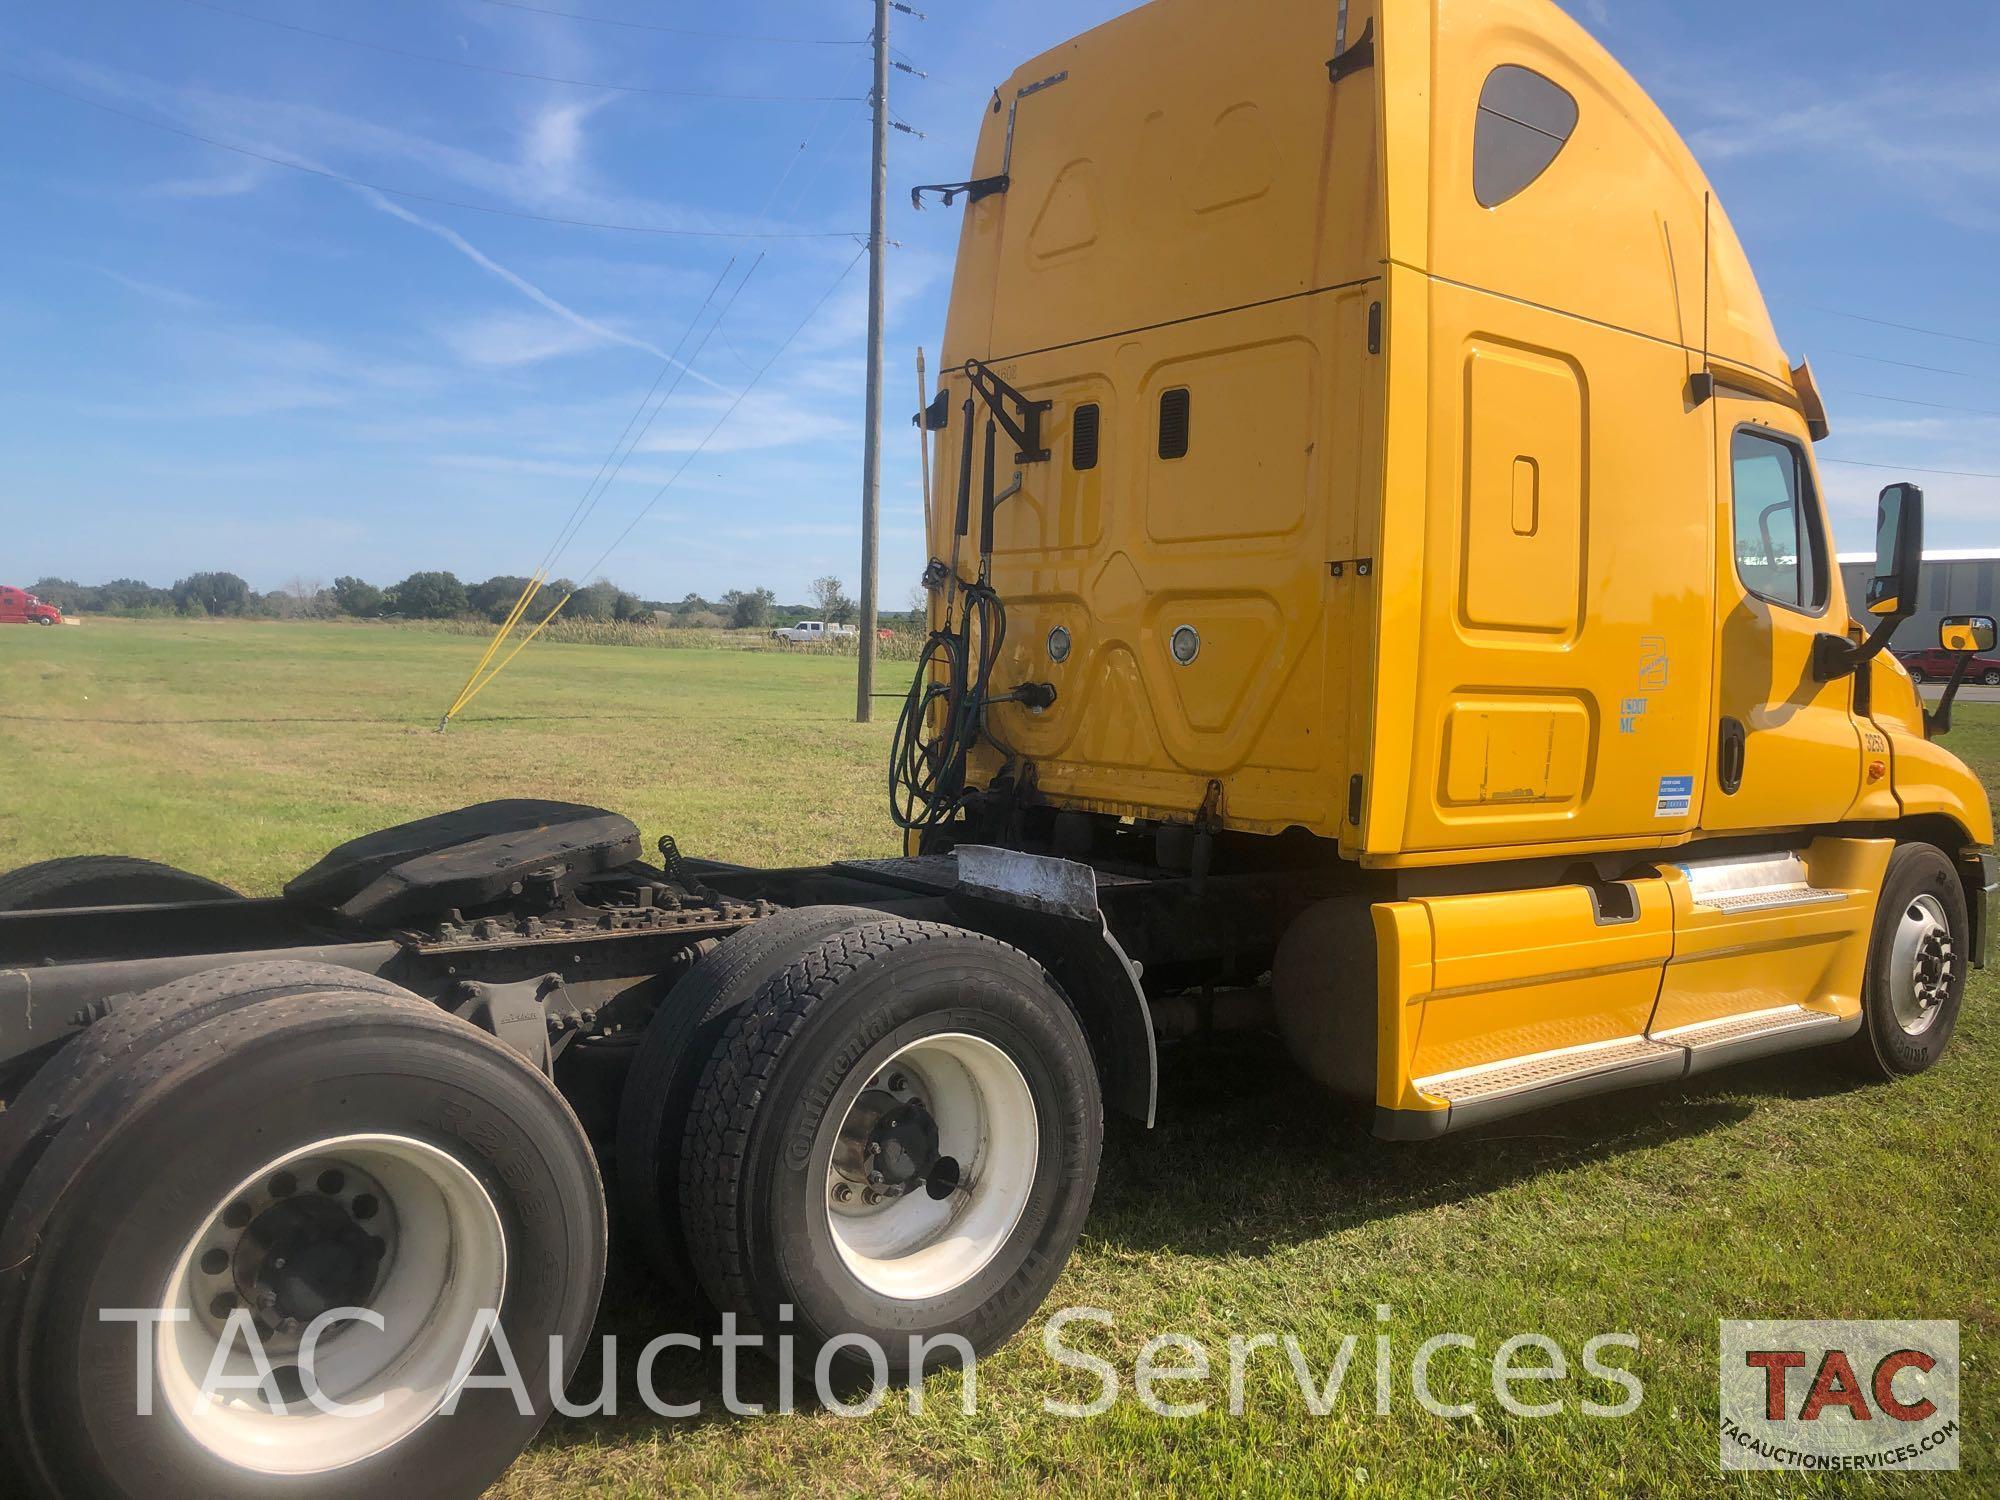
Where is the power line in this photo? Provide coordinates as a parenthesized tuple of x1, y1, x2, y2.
(1822, 456, 2000, 481)
(1832, 389, 2000, 420)
(543, 257, 763, 579)
(534, 257, 749, 583)
(1823, 348, 2000, 386)
(466, 0, 865, 45)
(1, 69, 861, 239)
(575, 248, 868, 581)
(1787, 298, 2000, 353)
(166, 0, 862, 102)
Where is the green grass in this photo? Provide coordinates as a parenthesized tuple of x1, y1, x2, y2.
(3, 618, 1995, 1497)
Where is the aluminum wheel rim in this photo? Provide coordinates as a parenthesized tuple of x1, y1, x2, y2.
(157, 1133, 507, 1476)
(1888, 892, 1953, 1036)
(824, 1032, 1038, 1301)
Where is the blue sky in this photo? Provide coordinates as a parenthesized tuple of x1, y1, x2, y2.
(2, 0, 1996, 602)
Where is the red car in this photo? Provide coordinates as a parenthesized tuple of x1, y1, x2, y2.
(1896, 644, 2000, 685)
(0, 585, 63, 626)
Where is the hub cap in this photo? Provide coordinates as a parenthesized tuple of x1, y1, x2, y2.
(158, 1134, 506, 1475)
(1889, 892, 1954, 1036)
(825, 1033, 1038, 1301)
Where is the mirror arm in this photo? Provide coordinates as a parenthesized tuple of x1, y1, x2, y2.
(1925, 652, 1975, 738)
(1813, 613, 1903, 682)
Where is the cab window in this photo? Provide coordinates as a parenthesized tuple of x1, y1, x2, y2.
(1730, 428, 1827, 612)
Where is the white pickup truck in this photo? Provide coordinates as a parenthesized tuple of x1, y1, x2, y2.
(769, 619, 856, 644)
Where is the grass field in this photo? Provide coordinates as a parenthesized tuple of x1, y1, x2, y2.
(3, 618, 1996, 1496)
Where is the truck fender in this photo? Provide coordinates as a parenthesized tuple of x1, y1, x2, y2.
(939, 846, 1157, 1126)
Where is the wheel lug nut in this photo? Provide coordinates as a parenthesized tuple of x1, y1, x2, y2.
(888, 1073, 907, 1092)
(833, 1183, 853, 1202)
(868, 1169, 884, 1185)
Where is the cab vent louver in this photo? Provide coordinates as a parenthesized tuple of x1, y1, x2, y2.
(1072, 403, 1100, 470)
(1158, 388, 1191, 460)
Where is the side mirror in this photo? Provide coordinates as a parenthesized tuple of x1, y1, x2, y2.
(1867, 482, 1924, 617)
(1941, 614, 1997, 653)
(1922, 612, 1994, 738)
(1818, 482, 1924, 680)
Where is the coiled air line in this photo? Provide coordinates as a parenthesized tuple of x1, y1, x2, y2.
(890, 361, 1053, 831)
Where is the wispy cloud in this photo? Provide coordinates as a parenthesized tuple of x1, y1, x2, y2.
(355, 185, 696, 370)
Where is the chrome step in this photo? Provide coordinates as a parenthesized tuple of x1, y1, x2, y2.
(1695, 885, 1845, 913)
(1676, 851, 1846, 913)
(1417, 1035, 1680, 1106)
(1408, 1000, 1863, 1132)
(1654, 1003, 1855, 1075)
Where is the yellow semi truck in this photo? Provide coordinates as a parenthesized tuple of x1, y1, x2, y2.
(0, 0, 1990, 1494)
(901, 0, 1995, 1135)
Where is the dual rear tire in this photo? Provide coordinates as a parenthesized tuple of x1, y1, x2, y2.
(622, 913, 1103, 1376)
(0, 963, 604, 1500)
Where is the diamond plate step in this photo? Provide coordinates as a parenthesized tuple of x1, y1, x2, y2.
(1417, 1035, 1680, 1105)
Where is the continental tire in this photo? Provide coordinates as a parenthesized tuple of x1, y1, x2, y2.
(0, 855, 239, 911)
(1846, 842, 1969, 1078)
(0, 960, 415, 1226)
(680, 919, 1101, 1376)
(0, 989, 604, 1500)
(614, 905, 877, 1290)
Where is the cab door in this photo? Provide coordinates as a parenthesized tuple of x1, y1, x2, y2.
(1703, 398, 1863, 830)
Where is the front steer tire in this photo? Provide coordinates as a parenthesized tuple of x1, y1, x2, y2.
(1845, 841, 1970, 1079)
(0, 987, 605, 1500)
(679, 919, 1102, 1376)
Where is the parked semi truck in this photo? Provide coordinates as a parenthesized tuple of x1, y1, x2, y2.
(1, 0, 1993, 1494)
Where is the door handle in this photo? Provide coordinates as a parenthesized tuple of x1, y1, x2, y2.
(1718, 717, 1746, 794)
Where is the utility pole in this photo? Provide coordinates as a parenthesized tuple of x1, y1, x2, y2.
(855, 0, 891, 723)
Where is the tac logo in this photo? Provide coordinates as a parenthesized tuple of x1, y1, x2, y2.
(1719, 1320, 1959, 1472)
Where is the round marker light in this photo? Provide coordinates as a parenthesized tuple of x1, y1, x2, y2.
(1170, 625, 1200, 665)
(1047, 625, 1071, 664)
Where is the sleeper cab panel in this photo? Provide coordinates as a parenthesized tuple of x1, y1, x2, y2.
(1393, 275, 1713, 858)
(1374, 879, 1672, 1105)
(1649, 838, 1890, 1034)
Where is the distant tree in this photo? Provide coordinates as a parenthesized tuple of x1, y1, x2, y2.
(568, 579, 623, 622)
(386, 570, 468, 619)
(331, 576, 385, 618)
(96, 578, 173, 613)
(264, 575, 330, 619)
(811, 575, 857, 624)
(29, 577, 87, 612)
(469, 575, 536, 624)
(724, 587, 775, 629)
(613, 589, 648, 622)
(172, 571, 251, 617)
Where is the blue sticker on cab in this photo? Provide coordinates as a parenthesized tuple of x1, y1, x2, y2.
(1654, 774, 1694, 818)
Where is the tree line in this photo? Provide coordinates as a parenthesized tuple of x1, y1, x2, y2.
(24, 572, 897, 631)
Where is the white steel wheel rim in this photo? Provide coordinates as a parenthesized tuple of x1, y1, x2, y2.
(825, 1032, 1039, 1301)
(1888, 892, 1953, 1036)
(156, 1133, 507, 1476)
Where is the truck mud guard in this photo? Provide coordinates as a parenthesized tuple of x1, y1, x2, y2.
(942, 846, 1158, 1126)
